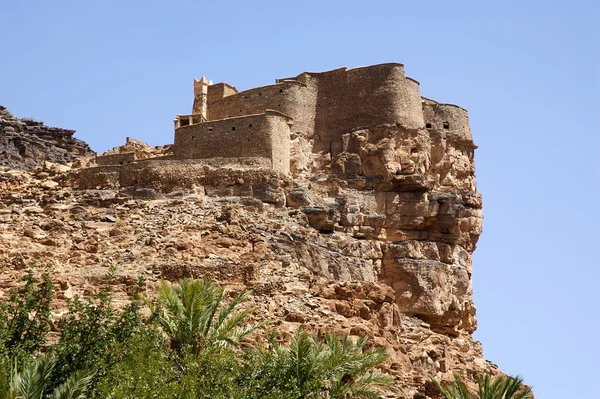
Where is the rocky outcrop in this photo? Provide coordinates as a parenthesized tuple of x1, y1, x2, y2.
(0, 79, 500, 397)
(0, 105, 93, 170)
(0, 165, 491, 399)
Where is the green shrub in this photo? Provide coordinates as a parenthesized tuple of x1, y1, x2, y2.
(92, 329, 178, 399)
(0, 275, 397, 399)
(49, 291, 151, 397)
(0, 269, 54, 361)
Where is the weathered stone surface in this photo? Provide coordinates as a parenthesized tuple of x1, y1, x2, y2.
(0, 64, 513, 398)
(0, 106, 93, 170)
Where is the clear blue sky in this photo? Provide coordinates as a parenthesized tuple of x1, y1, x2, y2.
(2, 1, 598, 397)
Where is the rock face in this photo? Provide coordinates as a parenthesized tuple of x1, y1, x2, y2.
(0, 64, 507, 398)
(0, 168, 490, 398)
(0, 105, 93, 170)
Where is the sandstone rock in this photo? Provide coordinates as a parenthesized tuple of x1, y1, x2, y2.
(40, 180, 59, 189)
(0, 107, 93, 170)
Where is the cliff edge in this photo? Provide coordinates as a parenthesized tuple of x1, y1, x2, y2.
(0, 64, 513, 398)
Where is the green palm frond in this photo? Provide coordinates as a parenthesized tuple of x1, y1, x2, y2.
(432, 373, 533, 399)
(150, 278, 259, 356)
(3, 356, 91, 399)
(431, 374, 471, 399)
(49, 370, 94, 399)
(318, 333, 392, 399)
(478, 374, 532, 399)
(15, 356, 54, 399)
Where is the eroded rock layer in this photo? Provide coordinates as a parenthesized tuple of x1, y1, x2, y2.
(0, 106, 93, 170)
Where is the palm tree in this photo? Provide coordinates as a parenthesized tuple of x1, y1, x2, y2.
(2, 356, 93, 399)
(148, 278, 261, 356)
(431, 374, 471, 399)
(477, 374, 533, 399)
(251, 329, 393, 399)
(322, 334, 393, 399)
(432, 373, 533, 399)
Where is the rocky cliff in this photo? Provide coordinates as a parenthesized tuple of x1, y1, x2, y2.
(0, 106, 93, 170)
(0, 98, 502, 398)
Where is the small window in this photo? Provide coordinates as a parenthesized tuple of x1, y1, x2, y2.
(191, 135, 195, 139)
(426, 123, 432, 129)
(248, 124, 253, 127)
(232, 127, 236, 131)
(279, 89, 283, 93)
(443, 122, 450, 129)
(208, 127, 213, 131)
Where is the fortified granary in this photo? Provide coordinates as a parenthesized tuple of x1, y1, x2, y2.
(82, 63, 475, 196)
(170, 63, 471, 175)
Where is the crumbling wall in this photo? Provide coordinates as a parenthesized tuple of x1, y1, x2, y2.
(95, 152, 136, 166)
(173, 111, 291, 174)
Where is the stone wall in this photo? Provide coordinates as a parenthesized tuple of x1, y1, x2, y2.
(200, 63, 426, 174)
(297, 63, 424, 154)
(173, 111, 291, 174)
(206, 80, 317, 141)
(95, 152, 136, 166)
(199, 82, 239, 114)
(422, 98, 477, 191)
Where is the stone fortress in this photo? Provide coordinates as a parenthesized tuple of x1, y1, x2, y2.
(78, 62, 482, 336)
(47, 63, 493, 395)
(2, 60, 536, 397)
(85, 63, 474, 191)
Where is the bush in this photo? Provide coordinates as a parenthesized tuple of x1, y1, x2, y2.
(0, 269, 54, 361)
(49, 291, 153, 397)
(0, 275, 396, 398)
(92, 329, 178, 399)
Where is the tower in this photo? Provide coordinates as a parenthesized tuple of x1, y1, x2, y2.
(193, 76, 210, 120)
